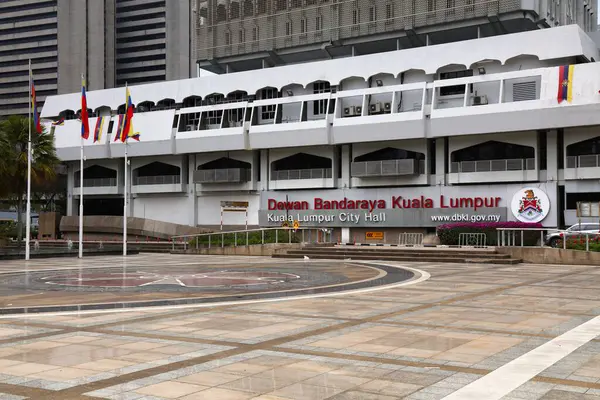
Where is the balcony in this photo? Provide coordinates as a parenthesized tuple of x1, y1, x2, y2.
(451, 158, 535, 173)
(73, 177, 120, 196)
(565, 155, 600, 180)
(449, 158, 537, 184)
(567, 155, 600, 169)
(270, 168, 334, 190)
(351, 159, 420, 178)
(272, 168, 332, 180)
(194, 168, 251, 184)
(74, 178, 116, 187)
(131, 174, 185, 194)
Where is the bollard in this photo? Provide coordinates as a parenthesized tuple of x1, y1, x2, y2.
(586, 234, 590, 252)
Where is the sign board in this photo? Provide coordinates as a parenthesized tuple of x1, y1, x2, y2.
(366, 231, 384, 240)
(511, 188, 550, 223)
(220, 201, 249, 208)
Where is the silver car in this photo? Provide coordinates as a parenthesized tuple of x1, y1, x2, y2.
(545, 223, 600, 248)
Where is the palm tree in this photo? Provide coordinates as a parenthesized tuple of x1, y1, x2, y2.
(0, 116, 59, 246)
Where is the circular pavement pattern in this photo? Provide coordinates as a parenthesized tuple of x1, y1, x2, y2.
(41, 271, 301, 288)
(0, 261, 418, 315)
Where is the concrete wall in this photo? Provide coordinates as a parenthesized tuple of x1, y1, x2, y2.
(60, 215, 211, 240)
(498, 246, 600, 266)
(182, 243, 303, 256)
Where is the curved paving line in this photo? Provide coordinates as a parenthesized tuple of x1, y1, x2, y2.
(0, 262, 419, 315)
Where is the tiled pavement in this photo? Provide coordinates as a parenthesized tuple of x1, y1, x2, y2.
(0, 254, 596, 399)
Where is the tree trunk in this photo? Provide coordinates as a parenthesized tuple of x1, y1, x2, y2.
(16, 193, 23, 249)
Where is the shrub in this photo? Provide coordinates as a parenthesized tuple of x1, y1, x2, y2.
(437, 221, 543, 246)
(189, 229, 301, 248)
(559, 236, 600, 252)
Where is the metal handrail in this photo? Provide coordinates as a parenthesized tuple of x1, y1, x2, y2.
(171, 226, 333, 251)
(451, 158, 535, 173)
(133, 175, 181, 185)
(566, 155, 600, 168)
(272, 168, 332, 180)
(74, 178, 117, 187)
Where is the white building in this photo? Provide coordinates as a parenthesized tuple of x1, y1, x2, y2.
(41, 25, 600, 243)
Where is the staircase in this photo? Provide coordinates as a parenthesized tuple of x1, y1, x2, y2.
(273, 245, 522, 264)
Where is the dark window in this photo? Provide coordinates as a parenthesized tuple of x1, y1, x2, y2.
(354, 147, 425, 162)
(136, 162, 180, 177)
(313, 81, 330, 115)
(198, 157, 251, 170)
(260, 88, 278, 120)
(566, 135, 600, 156)
(216, 4, 227, 21)
(439, 69, 473, 96)
(275, 0, 287, 11)
(243, 0, 254, 16)
(272, 153, 332, 170)
(451, 141, 535, 162)
(230, 2, 240, 18)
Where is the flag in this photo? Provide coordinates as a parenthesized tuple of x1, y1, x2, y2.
(52, 117, 65, 126)
(30, 76, 42, 134)
(114, 115, 124, 142)
(93, 116, 104, 143)
(120, 86, 140, 142)
(557, 65, 574, 103)
(81, 76, 90, 139)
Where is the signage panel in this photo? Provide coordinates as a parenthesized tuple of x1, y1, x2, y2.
(366, 232, 384, 240)
(258, 184, 558, 228)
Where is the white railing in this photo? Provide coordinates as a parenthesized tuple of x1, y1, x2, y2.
(272, 168, 332, 180)
(398, 233, 423, 247)
(133, 175, 181, 185)
(451, 158, 535, 173)
(351, 159, 419, 177)
(566, 155, 600, 168)
(194, 168, 251, 183)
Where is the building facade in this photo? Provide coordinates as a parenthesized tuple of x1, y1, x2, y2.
(0, 0, 192, 118)
(195, 0, 597, 73)
(42, 25, 600, 242)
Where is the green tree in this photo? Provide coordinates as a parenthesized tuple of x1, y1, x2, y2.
(0, 116, 59, 245)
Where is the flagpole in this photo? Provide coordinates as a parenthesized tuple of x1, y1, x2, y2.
(123, 144, 128, 256)
(25, 59, 32, 261)
(123, 83, 128, 257)
(79, 74, 85, 259)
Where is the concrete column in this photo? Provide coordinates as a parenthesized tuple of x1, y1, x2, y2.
(435, 138, 446, 185)
(67, 163, 75, 216)
(546, 130, 559, 182)
(259, 149, 269, 191)
(188, 155, 198, 226)
(166, 0, 192, 80)
(341, 228, 350, 244)
(340, 145, 351, 188)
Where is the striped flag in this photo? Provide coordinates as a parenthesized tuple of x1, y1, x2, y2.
(81, 76, 90, 139)
(30, 76, 42, 134)
(113, 115, 124, 142)
(93, 116, 104, 143)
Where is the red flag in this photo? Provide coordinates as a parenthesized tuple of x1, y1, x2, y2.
(81, 76, 90, 139)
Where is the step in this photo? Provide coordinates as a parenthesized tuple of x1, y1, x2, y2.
(272, 253, 519, 264)
(284, 249, 510, 258)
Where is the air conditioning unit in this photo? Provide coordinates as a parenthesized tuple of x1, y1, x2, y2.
(344, 106, 359, 117)
(356, 106, 362, 115)
(471, 95, 488, 106)
(186, 125, 195, 131)
(369, 103, 382, 114)
(383, 102, 392, 112)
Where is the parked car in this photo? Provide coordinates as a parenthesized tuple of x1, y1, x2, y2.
(545, 223, 600, 248)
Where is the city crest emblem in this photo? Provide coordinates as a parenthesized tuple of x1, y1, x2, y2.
(517, 189, 543, 221)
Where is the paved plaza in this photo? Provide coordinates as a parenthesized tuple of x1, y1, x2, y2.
(0, 254, 597, 399)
